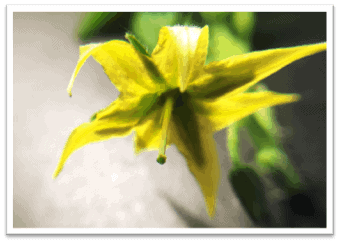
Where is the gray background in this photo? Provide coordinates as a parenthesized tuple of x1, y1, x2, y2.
(13, 12, 326, 228)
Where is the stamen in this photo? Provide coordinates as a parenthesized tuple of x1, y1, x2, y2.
(157, 96, 175, 164)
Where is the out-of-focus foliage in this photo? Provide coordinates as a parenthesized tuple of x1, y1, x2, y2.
(227, 84, 302, 227)
(229, 164, 271, 226)
(200, 12, 254, 63)
(131, 12, 179, 53)
(78, 12, 122, 42)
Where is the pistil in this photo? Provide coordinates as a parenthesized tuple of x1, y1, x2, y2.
(156, 96, 175, 164)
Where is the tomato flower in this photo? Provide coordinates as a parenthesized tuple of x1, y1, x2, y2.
(53, 25, 326, 217)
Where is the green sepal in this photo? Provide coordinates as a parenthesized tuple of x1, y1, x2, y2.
(125, 33, 151, 57)
(90, 113, 97, 122)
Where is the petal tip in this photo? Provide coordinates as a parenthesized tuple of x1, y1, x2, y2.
(52, 169, 60, 179)
(205, 197, 217, 219)
(289, 93, 301, 103)
(67, 87, 73, 97)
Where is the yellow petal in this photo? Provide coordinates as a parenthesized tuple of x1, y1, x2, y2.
(54, 91, 158, 179)
(68, 40, 163, 97)
(152, 26, 209, 92)
(168, 94, 220, 217)
(193, 91, 300, 132)
(93, 92, 158, 122)
(133, 90, 176, 154)
(52, 118, 134, 179)
(188, 42, 326, 99)
(67, 43, 100, 96)
(188, 25, 209, 84)
(134, 105, 164, 154)
(151, 27, 179, 89)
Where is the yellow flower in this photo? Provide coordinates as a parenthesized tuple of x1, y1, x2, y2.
(53, 25, 326, 218)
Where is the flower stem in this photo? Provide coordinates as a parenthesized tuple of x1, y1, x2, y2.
(157, 96, 175, 164)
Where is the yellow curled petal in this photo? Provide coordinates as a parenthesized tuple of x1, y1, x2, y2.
(67, 43, 100, 96)
(193, 91, 300, 132)
(188, 42, 326, 99)
(68, 40, 162, 97)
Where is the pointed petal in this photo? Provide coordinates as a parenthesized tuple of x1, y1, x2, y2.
(52, 118, 134, 179)
(67, 43, 100, 96)
(152, 26, 209, 91)
(188, 42, 326, 99)
(93, 92, 159, 123)
(54, 92, 158, 179)
(193, 91, 300, 132)
(151, 27, 180, 89)
(68, 40, 163, 97)
(168, 94, 220, 217)
(170, 25, 208, 91)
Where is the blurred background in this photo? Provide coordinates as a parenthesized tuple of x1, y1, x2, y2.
(13, 12, 326, 228)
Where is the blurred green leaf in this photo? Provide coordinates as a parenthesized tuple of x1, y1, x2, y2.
(232, 12, 256, 39)
(270, 165, 301, 193)
(200, 12, 231, 23)
(243, 115, 277, 152)
(78, 12, 121, 42)
(206, 23, 250, 63)
(178, 12, 194, 26)
(227, 122, 242, 165)
(256, 147, 301, 191)
(229, 164, 271, 226)
(131, 12, 180, 52)
(256, 146, 287, 168)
